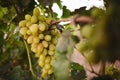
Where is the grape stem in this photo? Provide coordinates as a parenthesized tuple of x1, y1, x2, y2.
(51, 15, 95, 25)
(23, 40, 35, 76)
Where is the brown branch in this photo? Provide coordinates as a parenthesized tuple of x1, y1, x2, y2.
(51, 15, 95, 25)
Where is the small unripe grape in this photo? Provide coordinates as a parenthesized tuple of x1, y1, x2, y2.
(50, 30, 55, 35)
(44, 35, 52, 41)
(45, 56, 51, 63)
(38, 60, 45, 67)
(26, 30, 32, 35)
(20, 27, 28, 35)
(81, 25, 94, 39)
(23, 35, 28, 40)
(31, 43, 38, 48)
(75, 39, 89, 53)
(48, 69, 53, 74)
(51, 37, 57, 45)
(19, 20, 27, 27)
(39, 34, 44, 40)
(33, 36, 40, 43)
(42, 41, 48, 48)
(39, 54, 46, 61)
(27, 36, 34, 44)
(26, 21, 32, 27)
(31, 47, 37, 53)
(38, 15, 45, 21)
(33, 7, 40, 16)
(48, 50, 54, 56)
(45, 63, 51, 69)
(31, 15, 37, 23)
(30, 24, 39, 35)
(46, 17, 52, 24)
(49, 44, 55, 51)
(43, 49, 48, 55)
(37, 43, 44, 53)
(25, 14, 31, 21)
(35, 52, 41, 58)
(41, 72, 47, 78)
(39, 23, 46, 31)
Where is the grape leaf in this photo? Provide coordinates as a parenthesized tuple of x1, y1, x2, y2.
(52, 30, 74, 80)
(62, 6, 71, 18)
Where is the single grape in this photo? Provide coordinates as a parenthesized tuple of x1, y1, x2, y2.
(44, 35, 52, 41)
(41, 72, 47, 78)
(27, 36, 34, 44)
(39, 34, 44, 40)
(46, 17, 52, 24)
(37, 43, 44, 53)
(33, 36, 40, 43)
(20, 27, 28, 35)
(48, 69, 53, 74)
(45, 63, 51, 69)
(39, 23, 46, 31)
(26, 21, 32, 27)
(38, 60, 45, 67)
(39, 54, 46, 61)
(43, 49, 48, 55)
(51, 37, 57, 45)
(19, 20, 27, 27)
(49, 44, 55, 51)
(81, 25, 94, 39)
(31, 15, 37, 23)
(45, 56, 51, 63)
(25, 14, 31, 21)
(38, 15, 45, 22)
(26, 30, 32, 35)
(31, 43, 38, 48)
(42, 41, 48, 48)
(33, 7, 40, 16)
(30, 24, 39, 35)
(48, 50, 54, 56)
(31, 47, 37, 53)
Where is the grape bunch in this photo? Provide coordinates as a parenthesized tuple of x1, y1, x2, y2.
(19, 7, 60, 78)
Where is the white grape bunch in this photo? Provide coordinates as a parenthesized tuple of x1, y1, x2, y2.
(19, 7, 60, 78)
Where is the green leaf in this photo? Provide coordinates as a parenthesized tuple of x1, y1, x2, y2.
(71, 63, 84, 70)
(52, 30, 74, 80)
(62, 6, 71, 18)
(55, 0, 62, 9)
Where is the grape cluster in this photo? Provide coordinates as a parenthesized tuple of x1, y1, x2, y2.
(19, 7, 60, 78)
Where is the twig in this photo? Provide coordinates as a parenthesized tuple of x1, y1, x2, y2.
(51, 15, 94, 25)
(23, 40, 35, 76)
(7, 14, 17, 25)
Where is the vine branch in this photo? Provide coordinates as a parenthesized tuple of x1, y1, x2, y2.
(51, 15, 95, 25)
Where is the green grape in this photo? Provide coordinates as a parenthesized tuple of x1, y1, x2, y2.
(23, 35, 28, 40)
(38, 60, 45, 67)
(33, 36, 40, 43)
(46, 17, 52, 24)
(51, 37, 57, 45)
(39, 54, 46, 61)
(37, 43, 44, 53)
(49, 44, 55, 51)
(42, 68, 48, 74)
(39, 23, 46, 31)
(39, 34, 44, 40)
(31, 43, 38, 48)
(41, 71, 47, 78)
(26, 29, 32, 35)
(27, 36, 34, 44)
(35, 52, 41, 58)
(19, 27, 28, 35)
(43, 49, 48, 55)
(81, 25, 94, 39)
(48, 50, 54, 56)
(33, 7, 40, 16)
(26, 21, 32, 27)
(45, 63, 51, 69)
(48, 69, 53, 74)
(38, 15, 45, 22)
(42, 41, 48, 48)
(44, 35, 52, 41)
(25, 14, 31, 21)
(45, 56, 51, 63)
(19, 20, 27, 27)
(31, 15, 37, 23)
(30, 24, 39, 35)
(31, 46, 37, 53)
(50, 30, 56, 35)
(75, 39, 89, 53)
